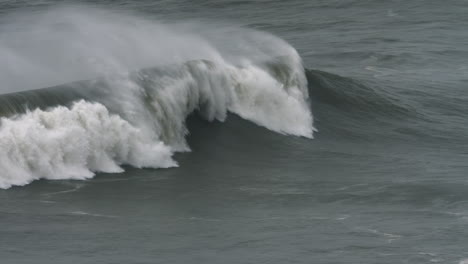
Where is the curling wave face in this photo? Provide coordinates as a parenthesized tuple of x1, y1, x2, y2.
(0, 6, 314, 188)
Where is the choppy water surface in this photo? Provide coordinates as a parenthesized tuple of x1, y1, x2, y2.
(1, 0, 467, 263)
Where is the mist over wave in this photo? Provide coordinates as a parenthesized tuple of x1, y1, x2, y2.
(0, 6, 314, 188)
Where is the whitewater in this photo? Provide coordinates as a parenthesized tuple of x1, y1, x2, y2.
(0, 6, 314, 189)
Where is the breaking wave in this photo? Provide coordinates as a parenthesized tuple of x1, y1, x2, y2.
(0, 6, 314, 188)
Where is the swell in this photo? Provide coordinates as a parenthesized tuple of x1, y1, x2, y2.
(305, 69, 468, 144)
(306, 69, 411, 117)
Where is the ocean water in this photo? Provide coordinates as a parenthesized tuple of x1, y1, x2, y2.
(1, 0, 467, 263)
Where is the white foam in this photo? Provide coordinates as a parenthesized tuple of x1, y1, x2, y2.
(0, 101, 176, 189)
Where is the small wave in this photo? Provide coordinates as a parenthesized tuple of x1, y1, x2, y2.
(70, 211, 117, 218)
(42, 185, 84, 196)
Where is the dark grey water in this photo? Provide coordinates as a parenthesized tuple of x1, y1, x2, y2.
(1, 0, 468, 263)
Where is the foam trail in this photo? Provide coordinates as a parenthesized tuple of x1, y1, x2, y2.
(0, 6, 314, 188)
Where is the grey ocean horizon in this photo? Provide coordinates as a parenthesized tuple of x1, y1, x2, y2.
(1, 0, 468, 263)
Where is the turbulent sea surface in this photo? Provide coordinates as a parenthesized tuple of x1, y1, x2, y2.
(1, 0, 468, 263)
